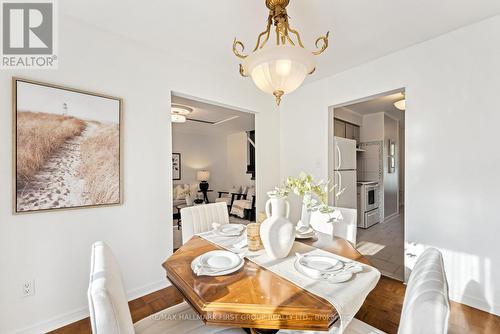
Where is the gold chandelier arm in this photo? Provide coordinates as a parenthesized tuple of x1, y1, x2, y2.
(312, 31, 330, 56)
(254, 16, 272, 51)
(233, 38, 248, 59)
(284, 26, 296, 46)
(239, 64, 248, 77)
(287, 25, 305, 48)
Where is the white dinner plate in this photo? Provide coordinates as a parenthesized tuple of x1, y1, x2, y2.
(215, 224, 245, 236)
(294, 259, 352, 283)
(296, 226, 314, 234)
(298, 254, 344, 272)
(295, 230, 316, 239)
(191, 250, 244, 276)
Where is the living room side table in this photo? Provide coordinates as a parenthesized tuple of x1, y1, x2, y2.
(198, 189, 213, 203)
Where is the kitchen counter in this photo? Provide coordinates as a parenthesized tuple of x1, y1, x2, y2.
(357, 181, 379, 185)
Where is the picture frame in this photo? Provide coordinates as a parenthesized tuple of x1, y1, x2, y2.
(13, 77, 123, 214)
(172, 153, 181, 180)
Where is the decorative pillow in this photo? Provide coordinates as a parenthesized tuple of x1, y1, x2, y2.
(189, 183, 199, 196)
(175, 184, 190, 200)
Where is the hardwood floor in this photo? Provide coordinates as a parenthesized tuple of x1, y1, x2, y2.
(50, 277, 499, 334)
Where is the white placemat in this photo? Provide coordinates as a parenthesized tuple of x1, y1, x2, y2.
(197, 230, 381, 333)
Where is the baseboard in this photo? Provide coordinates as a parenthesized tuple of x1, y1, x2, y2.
(454, 293, 500, 316)
(14, 307, 90, 334)
(13, 279, 171, 334)
(383, 212, 399, 222)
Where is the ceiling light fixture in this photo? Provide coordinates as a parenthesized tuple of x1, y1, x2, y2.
(394, 93, 406, 111)
(171, 104, 193, 123)
(171, 104, 193, 115)
(233, 0, 330, 106)
(171, 114, 186, 123)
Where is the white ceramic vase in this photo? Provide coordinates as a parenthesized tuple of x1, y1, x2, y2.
(299, 192, 312, 228)
(260, 194, 294, 259)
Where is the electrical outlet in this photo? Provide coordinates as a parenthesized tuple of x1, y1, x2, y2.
(22, 280, 35, 297)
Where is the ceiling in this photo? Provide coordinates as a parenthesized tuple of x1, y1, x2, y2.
(171, 95, 255, 136)
(62, 1, 500, 82)
(339, 92, 405, 126)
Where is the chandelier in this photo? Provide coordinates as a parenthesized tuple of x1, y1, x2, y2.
(233, 0, 330, 105)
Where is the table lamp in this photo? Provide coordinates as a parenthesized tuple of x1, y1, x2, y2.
(197, 170, 210, 192)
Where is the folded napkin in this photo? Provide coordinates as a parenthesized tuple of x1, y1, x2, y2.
(232, 232, 248, 250)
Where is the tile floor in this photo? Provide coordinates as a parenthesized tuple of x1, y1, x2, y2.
(356, 212, 405, 281)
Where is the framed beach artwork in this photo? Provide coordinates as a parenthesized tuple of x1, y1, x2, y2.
(172, 153, 181, 180)
(13, 78, 123, 213)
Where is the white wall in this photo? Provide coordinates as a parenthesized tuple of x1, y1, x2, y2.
(172, 129, 227, 202)
(0, 15, 278, 334)
(360, 112, 384, 142)
(226, 132, 254, 190)
(281, 15, 500, 315)
(383, 115, 399, 219)
(334, 107, 363, 126)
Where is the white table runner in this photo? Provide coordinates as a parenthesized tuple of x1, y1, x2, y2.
(197, 231, 381, 333)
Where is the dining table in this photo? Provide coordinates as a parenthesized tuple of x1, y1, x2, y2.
(162, 231, 373, 334)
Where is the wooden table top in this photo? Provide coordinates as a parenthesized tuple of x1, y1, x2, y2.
(162, 232, 370, 332)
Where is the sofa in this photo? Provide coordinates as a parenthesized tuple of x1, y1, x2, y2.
(172, 183, 199, 219)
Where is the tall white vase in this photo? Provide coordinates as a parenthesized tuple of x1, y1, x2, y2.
(299, 192, 312, 228)
(260, 194, 294, 259)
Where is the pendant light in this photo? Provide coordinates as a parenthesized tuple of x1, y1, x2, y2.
(233, 0, 330, 105)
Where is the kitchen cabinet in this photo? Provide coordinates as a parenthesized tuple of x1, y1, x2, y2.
(334, 119, 346, 138)
(346, 123, 355, 140)
(334, 118, 360, 143)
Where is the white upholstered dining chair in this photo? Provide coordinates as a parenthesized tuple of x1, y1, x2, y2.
(181, 202, 229, 244)
(87, 241, 245, 334)
(310, 207, 357, 245)
(278, 247, 450, 334)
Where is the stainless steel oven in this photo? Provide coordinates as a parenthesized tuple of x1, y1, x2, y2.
(364, 184, 380, 212)
(357, 182, 380, 228)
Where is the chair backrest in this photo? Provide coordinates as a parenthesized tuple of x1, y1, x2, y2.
(310, 207, 357, 245)
(181, 202, 229, 243)
(88, 242, 135, 334)
(398, 248, 450, 334)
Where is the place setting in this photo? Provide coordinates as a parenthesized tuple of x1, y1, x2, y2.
(191, 249, 245, 276)
(294, 252, 364, 283)
(295, 224, 317, 240)
(191, 223, 248, 276)
(212, 223, 246, 237)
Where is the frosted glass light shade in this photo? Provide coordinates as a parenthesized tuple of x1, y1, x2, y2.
(197, 170, 210, 181)
(171, 114, 186, 123)
(242, 45, 316, 100)
(394, 99, 406, 111)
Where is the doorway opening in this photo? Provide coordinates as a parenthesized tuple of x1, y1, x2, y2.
(170, 93, 257, 249)
(328, 89, 406, 281)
